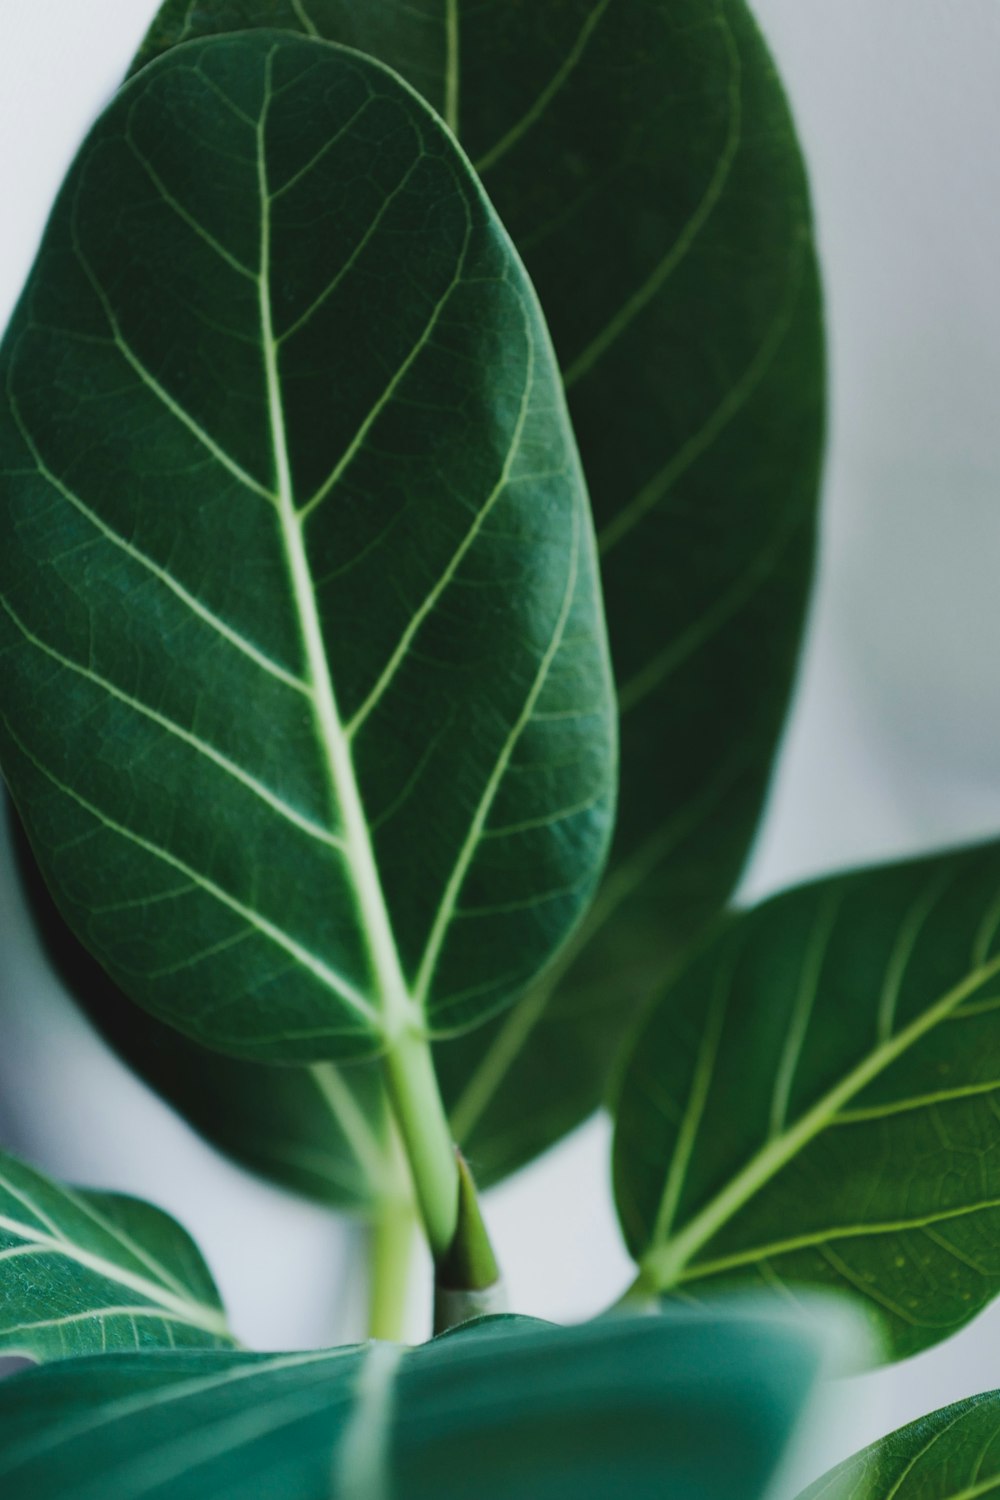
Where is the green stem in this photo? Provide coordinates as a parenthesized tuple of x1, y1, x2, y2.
(380, 1026, 460, 1262)
(367, 1197, 416, 1342)
(611, 1266, 661, 1316)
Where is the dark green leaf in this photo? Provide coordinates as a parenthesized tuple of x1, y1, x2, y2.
(0, 1147, 232, 1361)
(10, 804, 400, 1214)
(0, 1306, 821, 1498)
(615, 841, 1000, 1361)
(0, 34, 615, 1064)
(115, 0, 824, 1186)
(796, 1392, 1000, 1499)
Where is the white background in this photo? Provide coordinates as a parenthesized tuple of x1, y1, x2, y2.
(2, 1, 1000, 1488)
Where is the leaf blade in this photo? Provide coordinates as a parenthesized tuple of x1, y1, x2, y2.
(615, 840, 1000, 1359)
(0, 1307, 821, 1498)
(796, 1393, 1000, 1499)
(0, 33, 615, 1063)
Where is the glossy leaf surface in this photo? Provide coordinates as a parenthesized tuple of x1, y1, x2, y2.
(0, 1147, 232, 1361)
(118, 0, 824, 1186)
(0, 1307, 821, 1498)
(615, 841, 1000, 1360)
(0, 34, 614, 1064)
(797, 1392, 1000, 1499)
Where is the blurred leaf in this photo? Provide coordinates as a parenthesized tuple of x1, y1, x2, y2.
(0, 1147, 232, 1361)
(0, 35, 614, 1064)
(795, 1392, 1000, 1499)
(615, 841, 1000, 1361)
(0, 1306, 820, 1497)
(115, 0, 825, 1186)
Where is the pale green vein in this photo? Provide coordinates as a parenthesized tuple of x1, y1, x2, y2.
(6, 390, 307, 692)
(146, 928, 252, 981)
(345, 297, 534, 739)
(1, 597, 344, 851)
(0, 1172, 67, 1242)
(562, 15, 741, 390)
(598, 232, 806, 556)
(334, 1342, 404, 1500)
(448, 746, 748, 1146)
(0, 1349, 343, 1479)
(310, 1064, 397, 1198)
(616, 510, 801, 714)
(70, 196, 276, 504)
(769, 890, 842, 1138)
(277, 154, 422, 344)
(834, 1079, 1000, 1125)
(881, 1409, 974, 1500)
(677, 1195, 1000, 1284)
(191, 65, 258, 129)
(652, 962, 732, 1246)
(642, 948, 1000, 1289)
(0, 1244, 50, 1265)
(0, 1212, 229, 1337)
(482, 791, 602, 839)
(0, 1306, 218, 1342)
(475, 0, 612, 173)
(818, 1243, 921, 1326)
(414, 507, 581, 1007)
(457, 877, 586, 919)
(123, 125, 255, 280)
(5, 722, 376, 1023)
(297, 224, 470, 521)
(291, 0, 320, 37)
(271, 96, 373, 202)
(972, 886, 1000, 968)
(44, 1179, 194, 1302)
(878, 872, 956, 1042)
(85, 1381, 357, 1499)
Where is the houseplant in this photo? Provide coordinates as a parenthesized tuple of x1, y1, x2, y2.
(1, 3, 995, 1494)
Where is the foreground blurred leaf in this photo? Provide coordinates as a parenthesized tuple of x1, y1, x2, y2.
(0, 34, 614, 1065)
(111, 0, 824, 1189)
(796, 1392, 1000, 1499)
(0, 1306, 821, 1498)
(615, 841, 1000, 1360)
(0, 1147, 231, 1361)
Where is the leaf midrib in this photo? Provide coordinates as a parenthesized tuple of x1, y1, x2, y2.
(255, 53, 418, 1044)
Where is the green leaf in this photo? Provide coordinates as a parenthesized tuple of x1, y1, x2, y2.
(0, 1147, 232, 1361)
(614, 840, 1000, 1361)
(0, 34, 614, 1065)
(115, 0, 824, 1188)
(0, 1306, 821, 1498)
(796, 1393, 1000, 1499)
(10, 806, 400, 1214)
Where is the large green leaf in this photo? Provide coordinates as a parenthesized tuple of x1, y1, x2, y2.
(0, 1307, 821, 1498)
(106, 0, 823, 1190)
(614, 840, 1000, 1361)
(796, 1393, 1000, 1499)
(0, 34, 614, 1064)
(0, 1147, 232, 1361)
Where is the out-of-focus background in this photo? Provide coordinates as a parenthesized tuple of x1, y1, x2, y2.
(2, 0, 999, 1487)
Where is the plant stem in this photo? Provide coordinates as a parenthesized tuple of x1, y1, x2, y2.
(380, 1026, 460, 1262)
(367, 1197, 416, 1342)
(611, 1266, 660, 1316)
